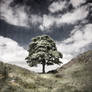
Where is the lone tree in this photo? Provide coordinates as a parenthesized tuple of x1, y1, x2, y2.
(26, 35, 63, 73)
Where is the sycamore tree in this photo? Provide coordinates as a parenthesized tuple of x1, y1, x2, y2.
(25, 35, 63, 73)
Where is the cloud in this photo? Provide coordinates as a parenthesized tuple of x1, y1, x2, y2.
(0, 0, 28, 26)
(39, 14, 55, 31)
(56, 24, 92, 64)
(40, 6, 88, 31)
(0, 0, 89, 32)
(0, 36, 28, 68)
(29, 15, 42, 25)
(70, 0, 86, 8)
(58, 6, 88, 24)
(48, 1, 66, 13)
(0, 0, 42, 27)
(0, 36, 61, 72)
(1, 23, 92, 72)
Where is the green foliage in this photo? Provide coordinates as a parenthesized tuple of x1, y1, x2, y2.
(26, 35, 63, 73)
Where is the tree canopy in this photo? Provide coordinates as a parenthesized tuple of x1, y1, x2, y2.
(26, 35, 63, 73)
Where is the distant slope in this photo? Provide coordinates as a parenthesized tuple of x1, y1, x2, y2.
(56, 50, 92, 92)
(0, 50, 92, 92)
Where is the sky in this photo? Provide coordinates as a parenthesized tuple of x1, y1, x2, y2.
(0, 0, 92, 72)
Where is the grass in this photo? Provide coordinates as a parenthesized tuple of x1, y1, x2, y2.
(0, 50, 92, 92)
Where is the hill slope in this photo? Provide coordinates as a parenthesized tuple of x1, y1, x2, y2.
(56, 50, 92, 92)
(0, 50, 92, 92)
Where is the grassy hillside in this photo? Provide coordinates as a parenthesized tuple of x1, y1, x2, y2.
(55, 50, 92, 92)
(0, 50, 92, 92)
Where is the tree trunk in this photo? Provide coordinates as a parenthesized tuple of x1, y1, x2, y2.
(42, 59, 45, 73)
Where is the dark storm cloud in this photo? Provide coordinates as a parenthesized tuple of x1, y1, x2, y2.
(0, 0, 73, 28)
(0, 0, 90, 30)
(9, 0, 53, 14)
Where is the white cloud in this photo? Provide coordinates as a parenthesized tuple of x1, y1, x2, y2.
(0, 0, 89, 31)
(0, 36, 28, 68)
(70, 0, 86, 8)
(58, 6, 88, 24)
(40, 6, 88, 31)
(39, 15, 55, 31)
(0, 36, 62, 72)
(0, 0, 28, 27)
(30, 15, 42, 25)
(0, 23, 92, 72)
(49, 1, 66, 13)
(0, 0, 42, 27)
(56, 24, 92, 64)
